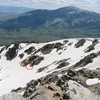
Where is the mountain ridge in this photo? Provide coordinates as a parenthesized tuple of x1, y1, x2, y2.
(0, 6, 100, 45)
(1, 6, 100, 30)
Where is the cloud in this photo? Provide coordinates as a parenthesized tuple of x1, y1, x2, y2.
(31, 0, 68, 4)
(32, 0, 39, 3)
(0, 0, 100, 13)
(67, 0, 100, 13)
(58, 0, 68, 3)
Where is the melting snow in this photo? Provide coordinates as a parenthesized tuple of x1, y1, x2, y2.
(86, 78, 100, 85)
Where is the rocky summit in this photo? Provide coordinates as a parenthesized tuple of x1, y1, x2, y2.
(0, 38, 100, 100)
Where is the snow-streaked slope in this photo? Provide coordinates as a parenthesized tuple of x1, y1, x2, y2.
(0, 38, 100, 96)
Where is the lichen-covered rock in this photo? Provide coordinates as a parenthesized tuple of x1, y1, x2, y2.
(5, 43, 19, 60)
(25, 84, 63, 100)
(85, 39, 98, 53)
(36, 42, 63, 55)
(75, 39, 86, 48)
(21, 55, 44, 67)
(56, 59, 70, 69)
(37, 67, 46, 72)
(24, 47, 35, 54)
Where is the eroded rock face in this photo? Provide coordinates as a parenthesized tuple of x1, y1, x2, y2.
(0, 92, 26, 100)
(68, 80, 100, 100)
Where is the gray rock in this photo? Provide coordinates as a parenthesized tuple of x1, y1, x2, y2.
(0, 92, 26, 100)
(68, 80, 100, 100)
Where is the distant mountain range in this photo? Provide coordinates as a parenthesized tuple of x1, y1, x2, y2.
(0, 6, 34, 15)
(0, 6, 100, 45)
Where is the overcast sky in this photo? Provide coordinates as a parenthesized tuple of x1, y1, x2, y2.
(0, 0, 100, 13)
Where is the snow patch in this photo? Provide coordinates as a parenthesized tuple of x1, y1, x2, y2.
(86, 78, 100, 85)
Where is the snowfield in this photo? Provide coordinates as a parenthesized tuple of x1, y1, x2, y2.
(0, 38, 100, 96)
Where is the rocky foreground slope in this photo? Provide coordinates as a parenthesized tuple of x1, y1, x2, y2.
(0, 38, 100, 100)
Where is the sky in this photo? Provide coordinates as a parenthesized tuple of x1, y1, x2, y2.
(0, 0, 100, 13)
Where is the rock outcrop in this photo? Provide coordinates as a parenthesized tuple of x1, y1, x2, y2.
(68, 80, 100, 100)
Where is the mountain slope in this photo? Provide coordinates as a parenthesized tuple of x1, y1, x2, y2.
(0, 38, 100, 99)
(0, 6, 34, 22)
(1, 6, 100, 30)
(1, 80, 100, 100)
(0, 6, 100, 45)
